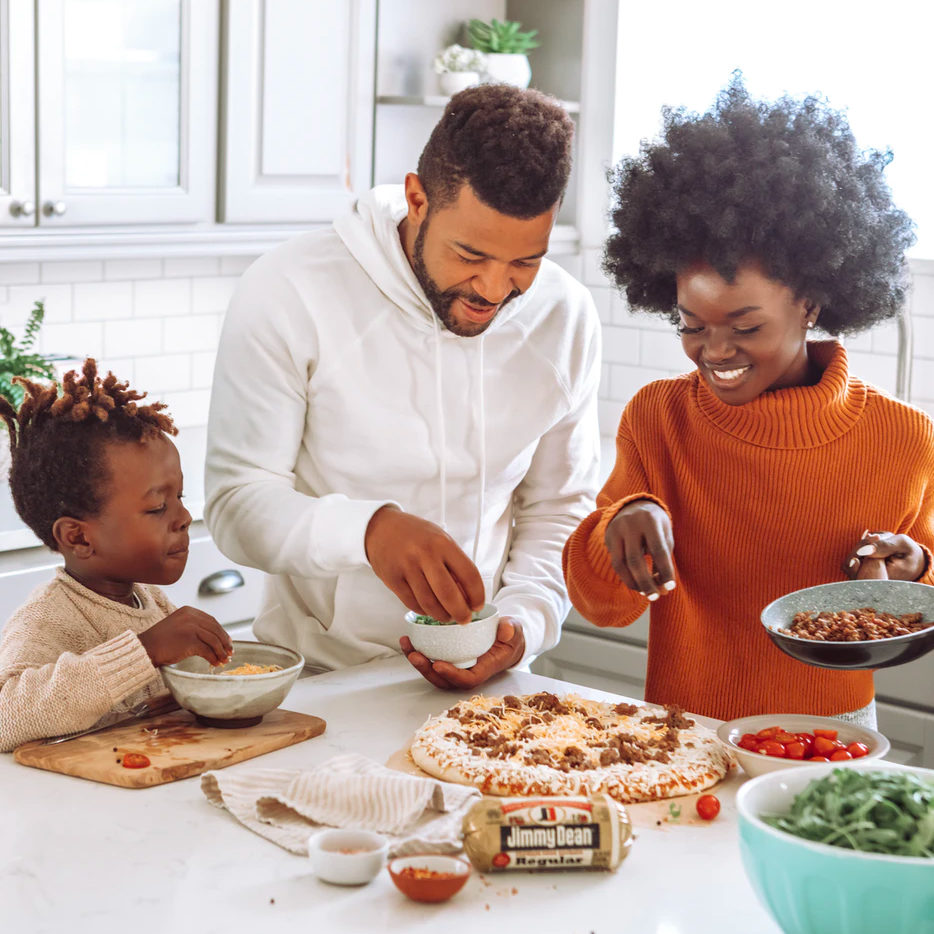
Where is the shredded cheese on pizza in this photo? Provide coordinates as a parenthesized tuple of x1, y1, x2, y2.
(410, 691, 734, 805)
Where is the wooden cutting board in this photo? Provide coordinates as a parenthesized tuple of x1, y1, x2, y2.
(13, 708, 326, 788)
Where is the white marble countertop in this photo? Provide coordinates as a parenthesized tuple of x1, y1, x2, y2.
(1, 657, 780, 934)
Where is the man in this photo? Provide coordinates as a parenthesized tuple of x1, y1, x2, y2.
(204, 84, 601, 689)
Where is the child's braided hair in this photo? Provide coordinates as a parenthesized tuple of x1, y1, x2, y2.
(0, 358, 176, 549)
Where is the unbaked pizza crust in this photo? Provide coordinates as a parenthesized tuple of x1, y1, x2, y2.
(410, 692, 734, 804)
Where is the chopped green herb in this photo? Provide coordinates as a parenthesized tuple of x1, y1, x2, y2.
(412, 611, 485, 625)
(762, 768, 934, 858)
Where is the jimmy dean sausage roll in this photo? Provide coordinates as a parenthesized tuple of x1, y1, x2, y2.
(462, 793, 633, 871)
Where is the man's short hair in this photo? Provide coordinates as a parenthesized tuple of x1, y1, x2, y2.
(417, 84, 574, 219)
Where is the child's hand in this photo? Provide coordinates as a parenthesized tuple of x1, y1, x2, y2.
(843, 531, 926, 582)
(138, 607, 234, 667)
(605, 500, 677, 600)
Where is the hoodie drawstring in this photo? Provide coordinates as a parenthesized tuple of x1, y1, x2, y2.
(471, 336, 486, 566)
(432, 314, 448, 532)
(432, 321, 487, 570)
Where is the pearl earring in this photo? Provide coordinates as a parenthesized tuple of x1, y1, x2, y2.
(805, 321, 814, 330)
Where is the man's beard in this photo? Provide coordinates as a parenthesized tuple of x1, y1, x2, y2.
(411, 219, 519, 337)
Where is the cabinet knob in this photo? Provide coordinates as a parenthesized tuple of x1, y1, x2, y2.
(42, 200, 67, 217)
(198, 569, 245, 596)
(10, 200, 35, 218)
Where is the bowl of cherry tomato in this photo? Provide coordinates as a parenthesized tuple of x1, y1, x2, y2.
(717, 713, 889, 778)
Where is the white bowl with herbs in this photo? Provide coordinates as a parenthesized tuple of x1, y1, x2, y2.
(403, 603, 499, 668)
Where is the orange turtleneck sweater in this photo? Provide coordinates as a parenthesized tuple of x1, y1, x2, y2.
(563, 341, 934, 721)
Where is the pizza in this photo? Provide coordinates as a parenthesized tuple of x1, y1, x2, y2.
(410, 691, 734, 804)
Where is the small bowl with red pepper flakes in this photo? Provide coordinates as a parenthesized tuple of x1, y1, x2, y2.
(761, 580, 934, 670)
(387, 854, 471, 903)
(717, 713, 889, 778)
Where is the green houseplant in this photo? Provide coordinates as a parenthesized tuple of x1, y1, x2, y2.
(0, 300, 57, 410)
(467, 18, 539, 88)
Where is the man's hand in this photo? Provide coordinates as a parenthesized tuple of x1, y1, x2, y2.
(365, 505, 486, 623)
(842, 530, 926, 582)
(605, 500, 677, 600)
(138, 606, 233, 667)
(400, 617, 525, 690)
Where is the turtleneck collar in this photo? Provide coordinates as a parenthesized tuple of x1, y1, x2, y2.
(692, 340, 867, 449)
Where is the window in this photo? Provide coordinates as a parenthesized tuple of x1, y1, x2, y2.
(613, 0, 933, 258)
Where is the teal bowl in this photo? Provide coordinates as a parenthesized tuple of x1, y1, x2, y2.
(736, 761, 934, 934)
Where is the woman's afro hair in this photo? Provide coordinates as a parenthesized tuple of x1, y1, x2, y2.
(603, 75, 916, 335)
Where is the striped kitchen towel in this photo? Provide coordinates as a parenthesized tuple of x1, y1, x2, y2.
(200, 752, 481, 856)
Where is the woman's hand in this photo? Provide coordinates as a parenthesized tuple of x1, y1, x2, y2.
(843, 530, 926, 582)
(605, 500, 677, 599)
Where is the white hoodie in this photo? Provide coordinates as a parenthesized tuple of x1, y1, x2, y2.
(204, 186, 601, 671)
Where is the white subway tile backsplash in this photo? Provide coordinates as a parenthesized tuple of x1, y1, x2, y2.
(220, 255, 260, 276)
(13, 284, 73, 323)
(41, 261, 102, 284)
(134, 278, 191, 318)
(74, 281, 134, 321)
(105, 317, 163, 358)
(192, 276, 237, 313)
(163, 257, 221, 278)
(191, 351, 217, 389)
(640, 329, 689, 370)
(134, 353, 192, 393)
(911, 317, 934, 360)
(598, 399, 623, 436)
(104, 258, 162, 281)
(846, 350, 898, 396)
(911, 358, 934, 402)
(162, 388, 212, 428)
(0, 263, 40, 285)
(589, 285, 612, 325)
(581, 248, 610, 287)
(602, 325, 641, 366)
(42, 321, 104, 359)
(163, 314, 220, 353)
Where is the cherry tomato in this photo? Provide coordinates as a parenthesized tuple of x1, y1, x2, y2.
(829, 749, 853, 761)
(846, 742, 870, 758)
(784, 741, 806, 760)
(808, 755, 831, 762)
(696, 794, 720, 820)
(738, 733, 759, 751)
(755, 727, 780, 740)
(757, 740, 786, 758)
(121, 752, 151, 769)
(774, 731, 797, 745)
(813, 728, 838, 741)
(812, 736, 838, 757)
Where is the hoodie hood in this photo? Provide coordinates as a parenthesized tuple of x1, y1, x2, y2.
(332, 184, 535, 336)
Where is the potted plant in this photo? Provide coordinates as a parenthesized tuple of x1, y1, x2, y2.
(467, 17, 539, 88)
(433, 43, 487, 96)
(0, 300, 58, 477)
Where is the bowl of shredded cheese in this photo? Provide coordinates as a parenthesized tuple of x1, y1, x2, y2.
(160, 639, 304, 727)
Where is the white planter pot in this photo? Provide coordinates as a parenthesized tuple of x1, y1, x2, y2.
(438, 71, 480, 96)
(483, 53, 531, 88)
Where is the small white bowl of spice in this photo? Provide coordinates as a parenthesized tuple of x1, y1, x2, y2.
(307, 829, 388, 885)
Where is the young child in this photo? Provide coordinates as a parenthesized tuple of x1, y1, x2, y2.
(0, 360, 232, 751)
(563, 78, 934, 726)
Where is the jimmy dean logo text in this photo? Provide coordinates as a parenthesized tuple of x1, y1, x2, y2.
(502, 823, 601, 850)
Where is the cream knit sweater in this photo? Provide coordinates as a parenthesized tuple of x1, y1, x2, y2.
(0, 568, 172, 751)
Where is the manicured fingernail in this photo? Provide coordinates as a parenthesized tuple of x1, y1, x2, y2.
(856, 544, 875, 556)
(861, 529, 869, 537)
(663, 580, 676, 591)
(848, 557, 859, 569)
(647, 593, 659, 602)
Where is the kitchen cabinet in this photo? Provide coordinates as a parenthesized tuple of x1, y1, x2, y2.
(0, 0, 217, 229)
(532, 609, 934, 767)
(218, 0, 376, 224)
